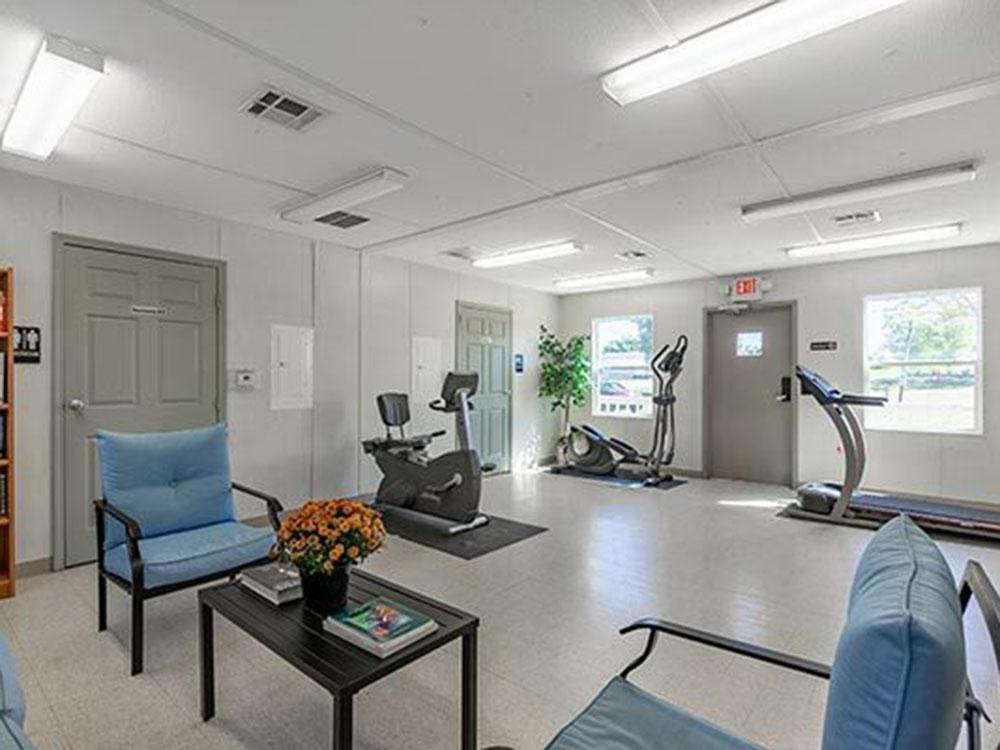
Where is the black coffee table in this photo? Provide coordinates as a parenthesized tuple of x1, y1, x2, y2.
(198, 570, 479, 749)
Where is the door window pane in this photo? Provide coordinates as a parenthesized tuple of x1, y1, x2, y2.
(592, 315, 654, 418)
(736, 331, 763, 358)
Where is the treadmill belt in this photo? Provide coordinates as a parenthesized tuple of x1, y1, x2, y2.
(853, 492, 1000, 528)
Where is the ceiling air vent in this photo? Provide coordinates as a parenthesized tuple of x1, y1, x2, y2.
(315, 210, 370, 229)
(832, 210, 882, 228)
(241, 86, 327, 132)
(615, 250, 649, 261)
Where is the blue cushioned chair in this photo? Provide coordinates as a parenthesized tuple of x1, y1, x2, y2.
(0, 635, 34, 749)
(547, 516, 1000, 750)
(94, 424, 283, 675)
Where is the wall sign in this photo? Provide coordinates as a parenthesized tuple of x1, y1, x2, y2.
(13, 326, 41, 364)
(513, 353, 525, 374)
(810, 340, 838, 352)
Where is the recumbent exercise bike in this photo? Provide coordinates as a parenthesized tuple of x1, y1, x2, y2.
(362, 372, 494, 535)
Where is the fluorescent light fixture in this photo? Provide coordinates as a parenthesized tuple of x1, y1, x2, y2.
(281, 167, 409, 223)
(602, 0, 911, 105)
(742, 162, 977, 223)
(555, 268, 654, 290)
(472, 241, 582, 269)
(2, 36, 104, 160)
(785, 224, 962, 258)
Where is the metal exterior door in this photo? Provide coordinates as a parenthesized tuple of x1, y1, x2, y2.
(62, 244, 221, 565)
(706, 305, 793, 485)
(456, 303, 511, 473)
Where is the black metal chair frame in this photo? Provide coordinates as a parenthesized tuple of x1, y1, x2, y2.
(617, 560, 1000, 750)
(94, 482, 283, 676)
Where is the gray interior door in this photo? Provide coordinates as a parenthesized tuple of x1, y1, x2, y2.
(62, 244, 221, 566)
(706, 305, 793, 485)
(456, 303, 511, 473)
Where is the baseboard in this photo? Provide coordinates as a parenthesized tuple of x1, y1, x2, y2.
(16, 557, 53, 578)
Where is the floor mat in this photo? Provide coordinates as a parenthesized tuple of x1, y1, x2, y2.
(381, 512, 548, 560)
(547, 466, 687, 491)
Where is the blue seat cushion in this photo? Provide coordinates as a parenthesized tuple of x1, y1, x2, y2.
(104, 522, 274, 590)
(97, 424, 236, 550)
(547, 677, 763, 750)
(0, 637, 25, 728)
(822, 515, 966, 750)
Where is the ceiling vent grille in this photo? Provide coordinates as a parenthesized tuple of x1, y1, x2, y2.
(615, 250, 649, 261)
(832, 210, 882, 228)
(315, 210, 370, 229)
(241, 86, 327, 132)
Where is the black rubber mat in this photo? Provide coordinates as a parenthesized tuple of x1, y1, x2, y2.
(381, 512, 548, 560)
(547, 466, 687, 491)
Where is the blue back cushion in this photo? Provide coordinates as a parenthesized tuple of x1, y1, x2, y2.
(97, 424, 236, 549)
(0, 635, 25, 728)
(822, 515, 965, 750)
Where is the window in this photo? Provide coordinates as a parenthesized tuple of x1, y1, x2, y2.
(737, 331, 763, 358)
(864, 288, 982, 434)
(592, 315, 654, 418)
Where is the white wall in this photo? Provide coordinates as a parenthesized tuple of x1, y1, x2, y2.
(560, 243, 1000, 503)
(0, 166, 560, 565)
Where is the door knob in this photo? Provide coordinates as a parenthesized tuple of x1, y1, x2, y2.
(67, 398, 87, 412)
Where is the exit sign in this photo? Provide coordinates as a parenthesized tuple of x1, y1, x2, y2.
(728, 275, 770, 302)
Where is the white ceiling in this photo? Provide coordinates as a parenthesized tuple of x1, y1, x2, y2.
(0, 0, 998, 294)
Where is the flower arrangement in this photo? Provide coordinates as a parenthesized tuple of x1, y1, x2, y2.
(272, 499, 386, 576)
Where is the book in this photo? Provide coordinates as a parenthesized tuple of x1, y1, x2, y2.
(239, 563, 302, 605)
(0, 473, 6, 517)
(324, 597, 438, 658)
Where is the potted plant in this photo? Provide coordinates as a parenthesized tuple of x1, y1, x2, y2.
(272, 499, 386, 614)
(538, 325, 591, 464)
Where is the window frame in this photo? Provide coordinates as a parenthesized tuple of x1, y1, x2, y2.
(590, 313, 655, 420)
(862, 287, 984, 436)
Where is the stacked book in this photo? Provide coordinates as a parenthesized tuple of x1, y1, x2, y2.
(324, 597, 438, 658)
(239, 563, 302, 605)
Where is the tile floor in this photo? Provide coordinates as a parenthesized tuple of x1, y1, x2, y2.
(4, 473, 1000, 749)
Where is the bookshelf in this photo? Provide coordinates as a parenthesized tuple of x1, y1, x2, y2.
(0, 268, 13, 598)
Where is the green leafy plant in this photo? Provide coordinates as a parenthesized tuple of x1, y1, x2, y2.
(538, 325, 591, 455)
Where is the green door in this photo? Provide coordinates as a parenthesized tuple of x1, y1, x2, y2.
(456, 303, 511, 473)
(62, 242, 222, 566)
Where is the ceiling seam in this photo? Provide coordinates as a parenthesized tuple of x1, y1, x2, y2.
(134, 0, 715, 278)
(73, 123, 313, 195)
(703, 82, 826, 243)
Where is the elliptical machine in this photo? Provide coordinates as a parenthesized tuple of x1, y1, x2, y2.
(559, 334, 688, 486)
(362, 372, 492, 535)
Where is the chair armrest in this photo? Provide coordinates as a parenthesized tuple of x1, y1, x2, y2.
(959, 560, 1000, 750)
(232, 482, 284, 531)
(618, 617, 832, 681)
(93, 499, 144, 569)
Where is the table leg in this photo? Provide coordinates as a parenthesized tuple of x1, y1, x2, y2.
(332, 691, 353, 750)
(199, 602, 215, 721)
(461, 630, 478, 750)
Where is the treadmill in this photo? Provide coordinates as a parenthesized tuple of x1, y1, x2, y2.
(784, 365, 1000, 542)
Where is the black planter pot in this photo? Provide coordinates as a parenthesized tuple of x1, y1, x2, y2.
(300, 567, 349, 615)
